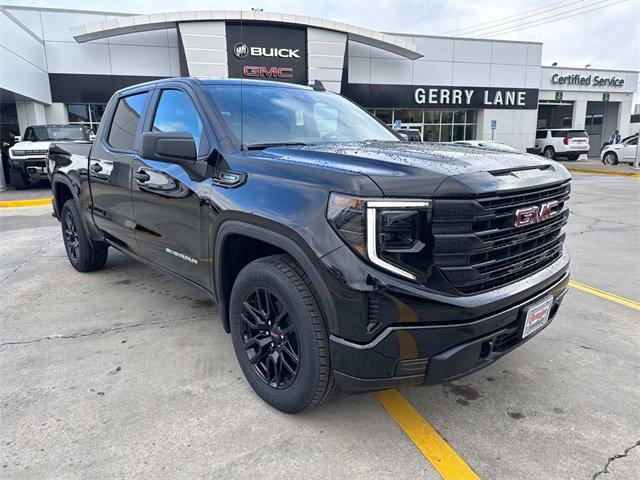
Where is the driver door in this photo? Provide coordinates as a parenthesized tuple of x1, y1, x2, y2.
(131, 85, 214, 287)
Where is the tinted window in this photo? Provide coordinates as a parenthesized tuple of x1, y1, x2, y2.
(551, 131, 566, 138)
(627, 137, 637, 146)
(536, 131, 547, 139)
(107, 92, 148, 151)
(152, 90, 207, 156)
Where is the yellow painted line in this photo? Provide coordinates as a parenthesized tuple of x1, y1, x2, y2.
(569, 280, 640, 311)
(0, 198, 52, 208)
(567, 168, 640, 178)
(376, 389, 480, 480)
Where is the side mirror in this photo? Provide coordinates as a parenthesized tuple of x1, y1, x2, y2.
(140, 132, 196, 165)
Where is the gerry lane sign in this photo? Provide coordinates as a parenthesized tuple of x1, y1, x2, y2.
(343, 84, 539, 109)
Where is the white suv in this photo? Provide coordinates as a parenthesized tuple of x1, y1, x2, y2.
(601, 134, 638, 166)
(535, 129, 590, 160)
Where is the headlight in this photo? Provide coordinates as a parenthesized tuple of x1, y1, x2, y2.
(10, 150, 25, 156)
(327, 193, 431, 281)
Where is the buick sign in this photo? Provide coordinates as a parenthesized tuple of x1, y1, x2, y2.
(226, 22, 307, 85)
(234, 43, 248, 59)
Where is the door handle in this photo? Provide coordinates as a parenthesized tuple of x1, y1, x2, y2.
(90, 163, 102, 173)
(133, 171, 150, 183)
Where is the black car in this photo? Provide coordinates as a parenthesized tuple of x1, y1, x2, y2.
(49, 78, 571, 413)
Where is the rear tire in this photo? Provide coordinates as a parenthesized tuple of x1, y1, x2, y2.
(543, 146, 556, 159)
(566, 154, 579, 161)
(229, 254, 337, 413)
(603, 152, 618, 165)
(60, 199, 108, 272)
(10, 168, 29, 190)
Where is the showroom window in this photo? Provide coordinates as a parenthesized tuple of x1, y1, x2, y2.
(67, 104, 106, 134)
(371, 109, 477, 142)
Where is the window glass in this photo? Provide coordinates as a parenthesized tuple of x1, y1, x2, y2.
(423, 126, 438, 142)
(108, 92, 148, 151)
(453, 110, 465, 123)
(464, 125, 476, 140)
(627, 137, 637, 146)
(568, 130, 588, 138)
(536, 130, 547, 139)
(204, 85, 398, 146)
(67, 104, 90, 123)
(313, 103, 339, 137)
(152, 90, 207, 156)
(551, 130, 566, 138)
(424, 110, 441, 124)
(441, 110, 453, 124)
(90, 104, 106, 123)
(452, 124, 465, 142)
(394, 109, 423, 124)
(440, 124, 453, 142)
(374, 109, 393, 124)
(465, 110, 476, 124)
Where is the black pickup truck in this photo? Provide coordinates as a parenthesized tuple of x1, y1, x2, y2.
(49, 78, 571, 413)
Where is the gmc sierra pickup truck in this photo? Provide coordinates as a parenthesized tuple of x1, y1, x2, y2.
(49, 78, 571, 413)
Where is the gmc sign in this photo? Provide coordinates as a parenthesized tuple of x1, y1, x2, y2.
(243, 66, 294, 79)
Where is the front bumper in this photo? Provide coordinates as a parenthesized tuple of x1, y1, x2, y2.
(327, 259, 570, 393)
(10, 157, 48, 179)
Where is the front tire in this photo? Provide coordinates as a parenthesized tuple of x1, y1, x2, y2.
(10, 168, 29, 190)
(229, 254, 336, 413)
(603, 152, 618, 165)
(60, 199, 108, 272)
(543, 146, 556, 159)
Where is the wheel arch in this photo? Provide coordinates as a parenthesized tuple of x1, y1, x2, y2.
(214, 221, 339, 336)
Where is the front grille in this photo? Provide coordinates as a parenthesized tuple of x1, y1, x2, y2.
(432, 180, 570, 294)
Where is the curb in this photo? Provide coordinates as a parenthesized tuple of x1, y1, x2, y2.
(0, 198, 52, 208)
(567, 168, 640, 178)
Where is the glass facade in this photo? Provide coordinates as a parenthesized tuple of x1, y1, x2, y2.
(67, 103, 106, 134)
(370, 108, 478, 142)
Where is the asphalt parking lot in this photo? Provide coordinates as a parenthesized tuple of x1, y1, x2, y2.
(1, 172, 639, 479)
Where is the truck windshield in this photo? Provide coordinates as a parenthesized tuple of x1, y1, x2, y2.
(203, 84, 398, 149)
(25, 125, 89, 142)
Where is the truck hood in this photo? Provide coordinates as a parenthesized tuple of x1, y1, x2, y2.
(10, 140, 52, 152)
(252, 141, 570, 197)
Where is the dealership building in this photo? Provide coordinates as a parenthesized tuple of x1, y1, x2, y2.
(1, 5, 638, 155)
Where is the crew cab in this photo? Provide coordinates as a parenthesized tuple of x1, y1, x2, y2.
(535, 128, 590, 160)
(49, 78, 571, 413)
(9, 124, 91, 189)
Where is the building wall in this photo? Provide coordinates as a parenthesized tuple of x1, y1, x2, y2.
(349, 35, 542, 88)
(0, 7, 50, 104)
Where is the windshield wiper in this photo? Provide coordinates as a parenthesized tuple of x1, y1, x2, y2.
(244, 142, 309, 151)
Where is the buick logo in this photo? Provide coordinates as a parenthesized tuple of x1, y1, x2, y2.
(234, 43, 248, 59)
(514, 200, 559, 228)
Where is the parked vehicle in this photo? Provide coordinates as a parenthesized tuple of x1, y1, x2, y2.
(454, 140, 520, 152)
(535, 129, 590, 160)
(9, 124, 91, 189)
(49, 78, 571, 413)
(396, 129, 423, 142)
(601, 133, 638, 165)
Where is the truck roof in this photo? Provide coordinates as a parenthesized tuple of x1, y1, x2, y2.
(117, 77, 313, 96)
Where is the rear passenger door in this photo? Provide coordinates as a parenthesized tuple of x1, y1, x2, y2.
(89, 88, 152, 251)
(131, 85, 214, 287)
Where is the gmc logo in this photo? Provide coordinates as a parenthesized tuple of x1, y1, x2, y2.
(514, 200, 559, 228)
(243, 65, 294, 79)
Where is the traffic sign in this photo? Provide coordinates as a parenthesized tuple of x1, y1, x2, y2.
(491, 120, 497, 130)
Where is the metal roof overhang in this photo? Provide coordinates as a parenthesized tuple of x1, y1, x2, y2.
(71, 10, 424, 60)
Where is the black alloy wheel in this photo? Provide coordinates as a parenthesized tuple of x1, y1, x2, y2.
(63, 210, 80, 261)
(239, 287, 300, 389)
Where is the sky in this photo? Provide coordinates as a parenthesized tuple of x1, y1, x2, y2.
(3, 0, 640, 100)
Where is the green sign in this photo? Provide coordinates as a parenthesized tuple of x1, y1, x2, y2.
(555, 91, 563, 101)
(603, 93, 610, 102)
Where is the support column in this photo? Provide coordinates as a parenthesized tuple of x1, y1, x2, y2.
(15, 101, 46, 135)
(572, 100, 587, 129)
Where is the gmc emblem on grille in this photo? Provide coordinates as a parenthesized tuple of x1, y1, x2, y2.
(514, 200, 559, 228)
